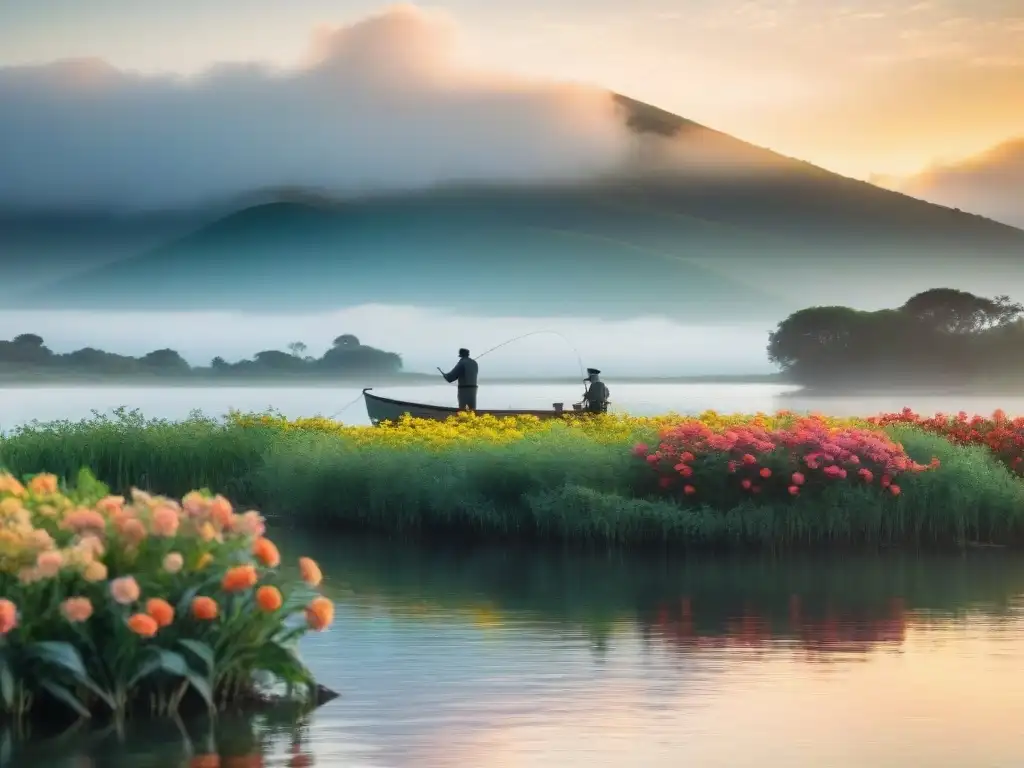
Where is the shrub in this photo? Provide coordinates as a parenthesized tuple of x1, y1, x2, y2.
(0, 469, 333, 725)
(637, 415, 938, 503)
(870, 408, 1024, 476)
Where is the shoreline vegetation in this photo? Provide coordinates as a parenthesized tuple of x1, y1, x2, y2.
(0, 471, 337, 728)
(2, 408, 1024, 552)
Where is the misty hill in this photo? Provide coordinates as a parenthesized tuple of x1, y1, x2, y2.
(16, 96, 1024, 321)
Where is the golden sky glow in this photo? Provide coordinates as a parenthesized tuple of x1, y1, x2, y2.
(0, 0, 1021, 180)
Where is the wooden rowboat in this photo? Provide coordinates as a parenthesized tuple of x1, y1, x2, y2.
(362, 388, 578, 425)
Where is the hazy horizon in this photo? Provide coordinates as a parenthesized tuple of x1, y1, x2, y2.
(0, 308, 775, 377)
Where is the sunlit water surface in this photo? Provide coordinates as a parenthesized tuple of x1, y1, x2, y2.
(10, 532, 1024, 768)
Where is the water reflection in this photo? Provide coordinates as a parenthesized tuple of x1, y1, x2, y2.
(12, 531, 1024, 767)
(5, 711, 316, 767)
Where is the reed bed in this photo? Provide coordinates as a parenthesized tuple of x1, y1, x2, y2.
(2, 408, 1023, 550)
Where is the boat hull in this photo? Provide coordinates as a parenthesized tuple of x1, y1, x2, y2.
(362, 388, 575, 425)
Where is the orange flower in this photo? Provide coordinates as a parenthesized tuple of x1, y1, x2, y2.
(0, 599, 18, 635)
(27, 473, 59, 496)
(209, 495, 233, 528)
(35, 549, 65, 578)
(192, 596, 219, 621)
(759, 467, 772, 478)
(151, 505, 180, 537)
(298, 557, 322, 587)
(256, 585, 283, 612)
(127, 613, 159, 638)
(110, 576, 141, 605)
(222, 564, 258, 592)
(120, 518, 147, 546)
(305, 596, 334, 632)
(61, 597, 94, 623)
(146, 598, 175, 628)
(252, 537, 281, 568)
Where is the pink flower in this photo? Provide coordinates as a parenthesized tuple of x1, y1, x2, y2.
(791, 472, 805, 486)
(110, 576, 140, 605)
(632, 443, 649, 457)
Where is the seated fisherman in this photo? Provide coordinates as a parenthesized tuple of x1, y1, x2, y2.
(582, 368, 610, 413)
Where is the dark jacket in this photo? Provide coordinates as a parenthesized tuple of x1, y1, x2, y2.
(583, 379, 610, 412)
(443, 356, 479, 387)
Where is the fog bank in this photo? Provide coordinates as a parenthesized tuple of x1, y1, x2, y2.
(0, 307, 773, 377)
(0, 5, 638, 211)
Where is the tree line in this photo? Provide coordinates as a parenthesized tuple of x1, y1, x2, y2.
(767, 288, 1024, 386)
(0, 333, 403, 378)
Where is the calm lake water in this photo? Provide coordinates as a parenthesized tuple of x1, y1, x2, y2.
(11, 531, 1024, 767)
(6, 385, 1024, 766)
(0, 382, 1022, 430)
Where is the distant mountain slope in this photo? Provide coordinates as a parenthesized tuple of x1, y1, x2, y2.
(890, 137, 1024, 230)
(18, 95, 1024, 320)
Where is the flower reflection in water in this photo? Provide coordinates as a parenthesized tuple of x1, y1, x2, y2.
(7, 711, 318, 767)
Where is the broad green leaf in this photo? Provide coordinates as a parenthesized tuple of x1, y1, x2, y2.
(129, 648, 189, 687)
(29, 641, 114, 710)
(185, 671, 215, 713)
(0, 659, 13, 710)
(154, 649, 190, 677)
(30, 641, 89, 678)
(177, 639, 215, 676)
(40, 680, 90, 719)
(1, 728, 12, 768)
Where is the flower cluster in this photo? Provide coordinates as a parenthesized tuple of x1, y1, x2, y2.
(226, 409, 872, 450)
(0, 469, 333, 722)
(869, 408, 1024, 475)
(635, 415, 937, 501)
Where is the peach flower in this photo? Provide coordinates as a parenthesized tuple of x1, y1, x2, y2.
(61, 597, 94, 623)
(110, 575, 140, 604)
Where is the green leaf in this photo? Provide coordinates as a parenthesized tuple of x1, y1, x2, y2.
(1, 728, 12, 768)
(185, 671, 215, 713)
(128, 649, 189, 687)
(0, 659, 13, 710)
(40, 680, 91, 719)
(253, 642, 314, 688)
(177, 639, 215, 676)
(30, 641, 89, 678)
(29, 641, 115, 710)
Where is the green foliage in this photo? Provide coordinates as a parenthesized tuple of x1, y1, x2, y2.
(769, 288, 1024, 385)
(4, 410, 1024, 551)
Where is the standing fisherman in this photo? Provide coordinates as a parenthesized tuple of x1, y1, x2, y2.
(438, 348, 479, 411)
(581, 368, 610, 413)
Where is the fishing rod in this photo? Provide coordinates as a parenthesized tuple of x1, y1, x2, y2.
(330, 329, 588, 420)
(474, 330, 587, 381)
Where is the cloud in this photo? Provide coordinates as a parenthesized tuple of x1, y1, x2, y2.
(895, 138, 1024, 228)
(0, 4, 640, 211)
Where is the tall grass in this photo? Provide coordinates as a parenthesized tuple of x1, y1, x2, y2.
(2, 410, 1023, 549)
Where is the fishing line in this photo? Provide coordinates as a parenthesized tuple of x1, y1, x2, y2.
(327, 391, 369, 420)
(475, 330, 587, 381)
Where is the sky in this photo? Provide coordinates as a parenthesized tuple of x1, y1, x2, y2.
(1, 0, 1022, 181)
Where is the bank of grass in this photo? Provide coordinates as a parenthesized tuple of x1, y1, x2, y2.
(2, 409, 1024, 550)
